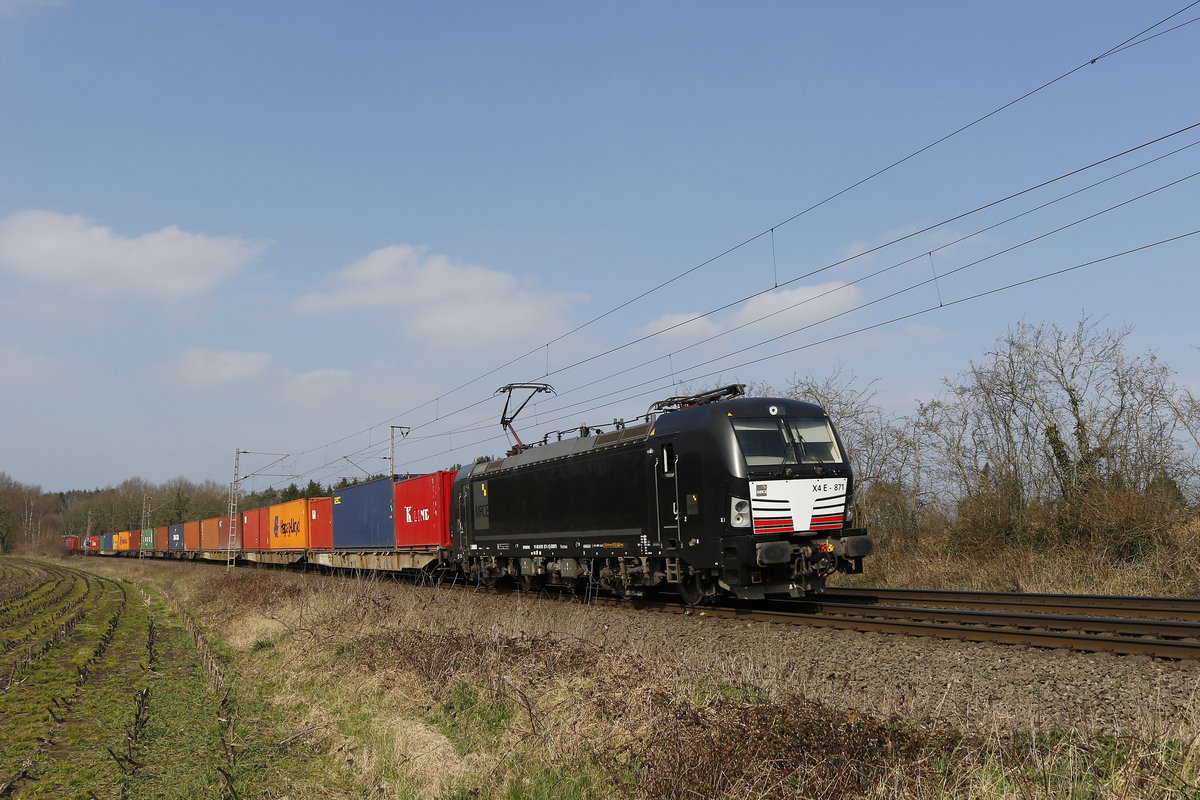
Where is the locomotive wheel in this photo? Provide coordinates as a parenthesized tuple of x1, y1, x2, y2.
(677, 573, 714, 606)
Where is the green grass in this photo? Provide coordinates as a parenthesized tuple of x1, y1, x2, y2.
(430, 681, 516, 755)
(0, 557, 362, 799)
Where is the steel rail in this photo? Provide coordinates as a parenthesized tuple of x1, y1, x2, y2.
(820, 587, 1200, 621)
(812, 602, 1200, 639)
(633, 600, 1200, 660)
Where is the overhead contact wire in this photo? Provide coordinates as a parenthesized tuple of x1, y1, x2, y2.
(275, 5, 1198, 471)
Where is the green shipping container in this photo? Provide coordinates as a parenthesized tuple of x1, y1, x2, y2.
(141, 528, 155, 551)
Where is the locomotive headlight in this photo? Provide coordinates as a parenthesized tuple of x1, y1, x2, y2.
(731, 498, 751, 528)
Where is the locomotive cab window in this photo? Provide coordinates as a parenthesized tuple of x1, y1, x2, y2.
(731, 419, 793, 466)
(785, 418, 843, 464)
(731, 417, 843, 468)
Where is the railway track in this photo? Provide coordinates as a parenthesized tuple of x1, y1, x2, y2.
(820, 586, 1200, 621)
(633, 587, 1200, 660)
(72, 554, 1200, 660)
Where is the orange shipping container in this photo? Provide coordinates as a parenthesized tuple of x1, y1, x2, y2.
(200, 515, 241, 551)
(116, 531, 131, 550)
(184, 520, 201, 551)
(155, 526, 169, 551)
(309, 497, 333, 550)
(268, 499, 309, 549)
(200, 517, 220, 550)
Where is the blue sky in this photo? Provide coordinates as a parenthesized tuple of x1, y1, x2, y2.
(1, 1, 1197, 493)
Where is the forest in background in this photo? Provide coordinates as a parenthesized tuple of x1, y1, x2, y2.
(771, 318, 1200, 562)
(6, 318, 1199, 591)
(0, 471, 375, 552)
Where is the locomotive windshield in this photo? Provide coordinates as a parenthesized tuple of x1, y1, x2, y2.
(731, 417, 843, 467)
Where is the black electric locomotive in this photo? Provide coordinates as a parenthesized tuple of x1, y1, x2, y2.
(450, 385, 872, 601)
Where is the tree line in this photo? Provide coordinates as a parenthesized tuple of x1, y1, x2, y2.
(4, 317, 1197, 561)
(0, 473, 392, 553)
(771, 317, 1199, 561)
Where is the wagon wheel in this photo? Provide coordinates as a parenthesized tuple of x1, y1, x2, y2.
(519, 574, 545, 593)
(676, 572, 714, 606)
(568, 576, 590, 601)
(598, 568, 627, 599)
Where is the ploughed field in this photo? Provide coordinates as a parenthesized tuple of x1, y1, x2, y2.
(0, 558, 341, 799)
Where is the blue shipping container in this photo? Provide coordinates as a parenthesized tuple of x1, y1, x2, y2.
(101, 532, 115, 550)
(332, 477, 395, 549)
(169, 524, 184, 551)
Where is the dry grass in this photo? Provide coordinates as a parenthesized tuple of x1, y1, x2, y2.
(67, 561, 1194, 800)
(839, 515, 1200, 597)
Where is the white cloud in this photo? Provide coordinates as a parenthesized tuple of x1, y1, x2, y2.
(0, 210, 266, 299)
(727, 281, 863, 334)
(277, 368, 354, 407)
(293, 245, 584, 349)
(637, 311, 721, 342)
(162, 347, 272, 387)
(636, 282, 864, 353)
(0, 343, 63, 390)
(841, 240, 875, 261)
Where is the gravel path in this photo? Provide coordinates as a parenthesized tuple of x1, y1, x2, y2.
(444, 590, 1200, 736)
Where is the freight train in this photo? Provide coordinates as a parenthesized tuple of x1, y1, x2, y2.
(70, 385, 872, 602)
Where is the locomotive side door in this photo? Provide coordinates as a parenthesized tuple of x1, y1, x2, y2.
(652, 440, 681, 550)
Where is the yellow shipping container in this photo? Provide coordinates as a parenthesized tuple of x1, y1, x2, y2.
(116, 530, 132, 550)
(268, 498, 310, 549)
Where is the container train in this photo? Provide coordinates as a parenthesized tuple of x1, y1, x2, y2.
(68, 385, 872, 602)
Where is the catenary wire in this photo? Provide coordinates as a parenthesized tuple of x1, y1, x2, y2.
(301, 120, 1200, 477)
(328, 130, 1200, 457)
(274, 166, 1199, 489)
(332, 225, 1200, 480)
(388, 228, 1200, 472)
(283, 165, 1200, 489)
(268, 6, 1199, 469)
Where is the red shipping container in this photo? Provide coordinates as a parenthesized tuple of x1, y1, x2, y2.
(128, 530, 140, 552)
(309, 497, 333, 550)
(86, 535, 99, 551)
(394, 471, 455, 548)
(241, 507, 268, 550)
(155, 526, 169, 551)
(184, 520, 201, 551)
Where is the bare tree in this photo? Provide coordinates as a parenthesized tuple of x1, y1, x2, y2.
(914, 317, 1197, 552)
